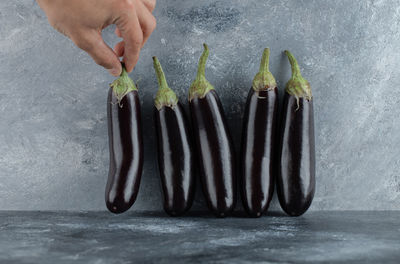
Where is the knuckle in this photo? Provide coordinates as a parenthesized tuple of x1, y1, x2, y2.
(148, 16, 157, 32)
(118, 0, 135, 10)
(142, 17, 156, 36)
(92, 35, 104, 48)
(149, 0, 156, 11)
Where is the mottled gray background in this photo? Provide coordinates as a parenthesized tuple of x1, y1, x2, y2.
(0, 0, 399, 211)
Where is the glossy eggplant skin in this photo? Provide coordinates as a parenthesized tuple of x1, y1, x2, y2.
(105, 88, 143, 214)
(241, 88, 278, 217)
(154, 102, 195, 216)
(190, 90, 236, 217)
(277, 93, 315, 216)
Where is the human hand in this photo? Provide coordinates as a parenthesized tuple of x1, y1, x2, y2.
(36, 0, 156, 76)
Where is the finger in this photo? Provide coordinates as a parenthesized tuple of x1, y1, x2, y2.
(137, 2, 156, 47)
(116, 12, 143, 72)
(71, 30, 122, 76)
(141, 0, 156, 12)
(115, 27, 122, 38)
(114, 41, 125, 57)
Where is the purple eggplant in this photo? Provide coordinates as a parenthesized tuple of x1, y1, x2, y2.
(189, 44, 236, 217)
(153, 57, 195, 216)
(105, 66, 143, 214)
(277, 50, 315, 216)
(241, 48, 278, 217)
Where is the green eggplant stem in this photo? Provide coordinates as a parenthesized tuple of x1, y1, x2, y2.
(284, 50, 312, 104)
(285, 50, 302, 78)
(196, 43, 209, 78)
(153, 56, 178, 110)
(260, 47, 270, 72)
(189, 43, 215, 101)
(110, 64, 137, 106)
(252, 48, 277, 92)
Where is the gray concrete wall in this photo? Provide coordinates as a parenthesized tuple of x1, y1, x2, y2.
(0, 0, 399, 211)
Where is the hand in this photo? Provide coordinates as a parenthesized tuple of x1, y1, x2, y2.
(36, 0, 156, 76)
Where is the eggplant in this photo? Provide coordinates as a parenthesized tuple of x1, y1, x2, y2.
(152, 57, 195, 216)
(240, 48, 278, 217)
(277, 50, 315, 216)
(189, 44, 236, 217)
(105, 66, 143, 214)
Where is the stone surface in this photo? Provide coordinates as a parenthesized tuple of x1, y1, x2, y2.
(1, 1, 400, 210)
(0, 211, 399, 263)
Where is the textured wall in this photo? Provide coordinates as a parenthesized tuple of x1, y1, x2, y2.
(0, 0, 399, 211)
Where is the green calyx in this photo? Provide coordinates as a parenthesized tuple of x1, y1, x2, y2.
(189, 43, 215, 101)
(252, 48, 277, 92)
(284, 50, 312, 102)
(110, 64, 137, 105)
(153, 56, 178, 110)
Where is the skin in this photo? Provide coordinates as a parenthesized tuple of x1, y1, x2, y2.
(190, 91, 236, 217)
(277, 50, 315, 216)
(189, 44, 236, 217)
(241, 89, 278, 217)
(154, 104, 195, 216)
(106, 88, 143, 214)
(36, 0, 157, 76)
(241, 48, 278, 217)
(153, 57, 195, 216)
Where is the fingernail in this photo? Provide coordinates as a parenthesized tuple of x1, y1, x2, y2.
(109, 68, 121, 76)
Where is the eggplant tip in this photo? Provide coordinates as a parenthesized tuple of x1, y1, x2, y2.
(165, 207, 189, 217)
(106, 200, 131, 214)
(288, 212, 306, 217)
(214, 211, 229, 218)
(247, 211, 263, 218)
(283, 208, 309, 217)
(166, 211, 181, 217)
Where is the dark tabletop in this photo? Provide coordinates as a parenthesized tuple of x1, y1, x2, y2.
(0, 211, 399, 263)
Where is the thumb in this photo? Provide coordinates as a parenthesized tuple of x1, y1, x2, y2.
(71, 30, 122, 76)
